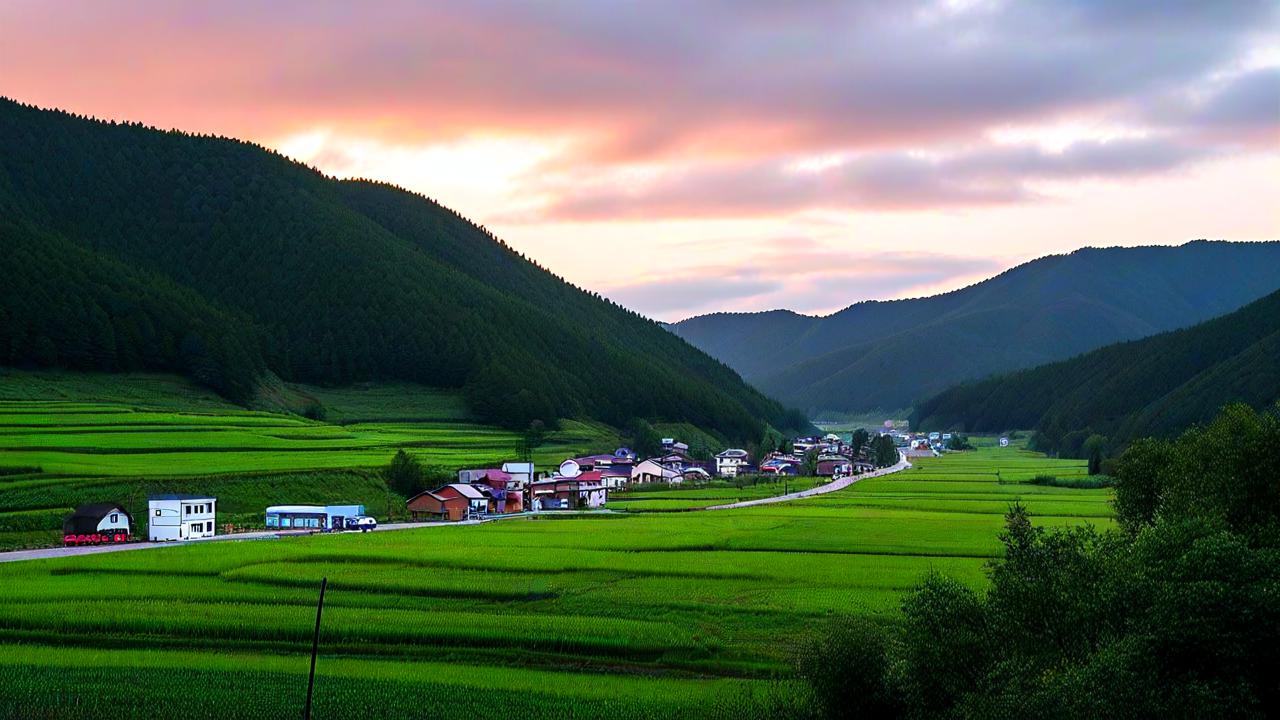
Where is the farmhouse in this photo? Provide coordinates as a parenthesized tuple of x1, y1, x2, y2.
(530, 476, 607, 510)
(715, 448, 750, 478)
(815, 454, 853, 478)
(631, 458, 682, 484)
(264, 504, 365, 531)
(148, 494, 216, 541)
(63, 502, 132, 543)
(407, 483, 491, 521)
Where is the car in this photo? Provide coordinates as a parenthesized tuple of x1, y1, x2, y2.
(349, 516, 378, 532)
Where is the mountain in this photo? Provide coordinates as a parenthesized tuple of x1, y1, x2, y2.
(0, 97, 808, 440)
(911, 288, 1280, 450)
(671, 242, 1280, 415)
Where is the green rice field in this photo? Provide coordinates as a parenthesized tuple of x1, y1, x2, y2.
(0, 370, 616, 549)
(0, 434, 1110, 718)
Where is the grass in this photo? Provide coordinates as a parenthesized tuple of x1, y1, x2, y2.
(0, 370, 617, 549)
(0, 432, 1111, 717)
(0, 372, 1113, 716)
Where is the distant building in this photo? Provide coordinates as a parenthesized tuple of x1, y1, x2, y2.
(148, 495, 216, 541)
(715, 448, 750, 478)
(264, 504, 365, 531)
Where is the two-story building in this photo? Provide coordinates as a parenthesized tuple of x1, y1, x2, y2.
(148, 494, 217, 541)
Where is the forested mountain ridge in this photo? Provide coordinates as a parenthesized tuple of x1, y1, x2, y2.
(671, 241, 1280, 414)
(910, 288, 1280, 450)
(0, 97, 807, 439)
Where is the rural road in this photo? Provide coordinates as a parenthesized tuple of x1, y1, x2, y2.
(0, 519, 493, 564)
(703, 452, 911, 510)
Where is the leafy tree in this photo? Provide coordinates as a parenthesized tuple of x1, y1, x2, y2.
(850, 428, 870, 454)
(384, 449, 425, 498)
(795, 617, 903, 719)
(801, 448, 819, 477)
(945, 433, 973, 451)
(1083, 433, 1107, 475)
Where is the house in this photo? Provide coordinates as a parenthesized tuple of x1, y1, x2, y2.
(660, 438, 690, 453)
(680, 467, 712, 484)
(406, 490, 465, 522)
(815, 454, 853, 478)
(631, 458, 682, 484)
(599, 465, 632, 490)
(407, 483, 490, 521)
(63, 502, 132, 543)
(530, 476, 607, 510)
(501, 461, 535, 489)
(264, 504, 365, 531)
(760, 453, 802, 476)
(148, 495, 216, 541)
(715, 448, 750, 478)
(792, 436, 821, 454)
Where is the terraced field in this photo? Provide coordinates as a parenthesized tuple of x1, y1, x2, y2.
(0, 443, 1109, 718)
(0, 371, 616, 549)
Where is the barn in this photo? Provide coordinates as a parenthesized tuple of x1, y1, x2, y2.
(407, 484, 489, 521)
(63, 503, 132, 544)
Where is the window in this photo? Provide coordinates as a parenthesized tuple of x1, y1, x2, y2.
(110, 513, 118, 523)
(184, 505, 190, 515)
(154, 509, 161, 517)
(266, 516, 278, 528)
(206, 522, 213, 532)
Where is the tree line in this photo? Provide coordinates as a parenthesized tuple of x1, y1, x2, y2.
(0, 97, 809, 441)
(797, 403, 1279, 718)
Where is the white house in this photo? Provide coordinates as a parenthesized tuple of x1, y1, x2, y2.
(501, 461, 535, 489)
(631, 459, 682, 485)
(715, 448, 750, 478)
(148, 494, 217, 541)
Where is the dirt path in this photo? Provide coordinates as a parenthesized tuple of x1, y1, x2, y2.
(703, 453, 911, 510)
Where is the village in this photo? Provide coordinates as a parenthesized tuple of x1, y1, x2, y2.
(57, 430, 949, 546)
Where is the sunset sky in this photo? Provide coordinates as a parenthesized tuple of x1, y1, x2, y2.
(3, 0, 1277, 321)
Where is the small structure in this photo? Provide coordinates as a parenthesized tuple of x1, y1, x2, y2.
(815, 454, 853, 478)
(501, 461, 535, 488)
(715, 448, 750, 478)
(63, 503, 132, 545)
(631, 458, 681, 485)
(148, 495, 216, 542)
(265, 504, 365, 531)
(599, 466, 631, 490)
(530, 476, 607, 510)
(407, 483, 490, 522)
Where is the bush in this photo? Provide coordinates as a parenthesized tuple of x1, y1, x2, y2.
(795, 617, 902, 719)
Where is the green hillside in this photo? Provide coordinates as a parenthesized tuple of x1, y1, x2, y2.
(0, 370, 618, 550)
(910, 289, 1280, 450)
(671, 242, 1280, 415)
(0, 98, 806, 440)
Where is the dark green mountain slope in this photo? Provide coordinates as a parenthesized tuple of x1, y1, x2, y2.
(910, 289, 1280, 447)
(0, 98, 806, 438)
(672, 242, 1280, 414)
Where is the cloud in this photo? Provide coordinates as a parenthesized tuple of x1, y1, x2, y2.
(597, 242, 1005, 320)
(1, 0, 1274, 163)
(537, 136, 1214, 220)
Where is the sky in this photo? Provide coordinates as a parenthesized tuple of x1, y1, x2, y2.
(2, 0, 1277, 321)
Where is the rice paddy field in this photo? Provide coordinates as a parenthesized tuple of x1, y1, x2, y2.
(0, 370, 616, 549)
(0, 425, 1112, 718)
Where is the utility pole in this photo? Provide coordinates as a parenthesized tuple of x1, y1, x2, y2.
(303, 577, 328, 720)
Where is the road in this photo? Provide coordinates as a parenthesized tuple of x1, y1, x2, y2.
(0, 519, 493, 564)
(703, 453, 911, 510)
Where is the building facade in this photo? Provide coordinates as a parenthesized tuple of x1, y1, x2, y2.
(148, 495, 217, 541)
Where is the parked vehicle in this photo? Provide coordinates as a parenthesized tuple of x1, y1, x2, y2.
(349, 516, 378, 532)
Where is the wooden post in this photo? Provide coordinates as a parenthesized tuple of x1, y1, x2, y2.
(303, 577, 327, 720)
